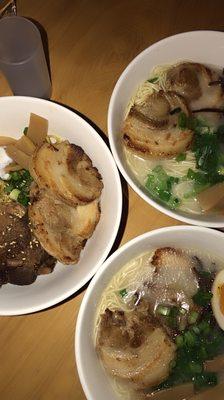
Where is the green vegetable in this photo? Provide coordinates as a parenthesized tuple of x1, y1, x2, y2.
(185, 168, 215, 197)
(189, 361, 203, 374)
(175, 335, 184, 348)
(193, 290, 213, 307)
(177, 114, 224, 184)
(9, 188, 20, 201)
(23, 127, 28, 135)
(193, 132, 219, 173)
(11, 171, 21, 181)
(18, 191, 30, 206)
(156, 305, 171, 316)
(147, 77, 158, 83)
(153, 275, 224, 394)
(4, 169, 33, 207)
(193, 372, 217, 391)
(166, 306, 180, 329)
(175, 153, 186, 162)
(179, 307, 187, 315)
(218, 166, 224, 175)
(216, 124, 224, 142)
(191, 325, 200, 335)
(119, 288, 127, 298)
(145, 166, 180, 209)
(178, 112, 188, 129)
(188, 311, 199, 325)
(184, 331, 197, 347)
(197, 320, 211, 336)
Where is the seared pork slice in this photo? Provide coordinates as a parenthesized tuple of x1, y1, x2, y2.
(151, 247, 199, 299)
(164, 62, 224, 110)
(0, 202, 55, 286)
(96, 306, 176, 389)
(30, 141, 103, 206)
(123, 91, 193, 158)
(29, 185, 100, 264)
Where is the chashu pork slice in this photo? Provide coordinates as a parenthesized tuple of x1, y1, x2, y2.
(30, 141, 103, 206)
(28, 185, 100, 264)
(164, 62, 224, 110)
(123, 90, 193, 158)
(96, 306, 176, 389)
(151, 247, 199, 299)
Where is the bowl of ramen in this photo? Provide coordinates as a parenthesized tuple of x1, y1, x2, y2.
(108, 30, 224, 227)
(0, 96, 122, 315)
(75, 226, 224, 400)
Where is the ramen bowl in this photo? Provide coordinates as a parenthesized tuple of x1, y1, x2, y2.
(75, 225, 224, 400)
(0, 96, 122, 315)
(108, 30, 224, 227)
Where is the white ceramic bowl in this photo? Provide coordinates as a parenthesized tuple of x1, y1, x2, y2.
(75, 225, 224, 400)
(0, 96, 122, 315)
(108, 30, 224, 228)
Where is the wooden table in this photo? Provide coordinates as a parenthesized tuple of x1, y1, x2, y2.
(1, 1, 224, 399)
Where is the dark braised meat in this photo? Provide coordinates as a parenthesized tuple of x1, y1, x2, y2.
(0, 202, 56, 286)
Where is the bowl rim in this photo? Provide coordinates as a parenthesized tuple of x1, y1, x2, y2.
(108, 30, 224, 228)
(0, 96, 122, 315)
(75, 224, 224, 400)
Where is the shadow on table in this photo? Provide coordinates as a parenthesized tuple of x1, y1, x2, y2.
(35, 100, 129, 315)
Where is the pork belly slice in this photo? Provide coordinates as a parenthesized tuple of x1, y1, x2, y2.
(96, 305, 176, 389)
(30, 141, 103, 206)
(28, 185, 100, 264)
(122, 91, 193, 158)
(164, 62, 224, 110)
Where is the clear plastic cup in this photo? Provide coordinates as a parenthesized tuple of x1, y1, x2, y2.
(0, 16, 51, 98)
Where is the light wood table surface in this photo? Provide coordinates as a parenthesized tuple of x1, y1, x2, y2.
(1, 1, 224, 399)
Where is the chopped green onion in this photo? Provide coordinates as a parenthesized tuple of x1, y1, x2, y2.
(179, 319, 187, 331)
(193, 290, 213, 307)
(175, 335, 184, 348)
(145, 166, 180, 210)
(9, 188, 20, 201)
(198, 321, 211, 336)
(119, 288, 127, 298)
(166, 306, 180, 328)
(17, 192, 29, 206)
(4, 169, 33, 206)
(156, 305, 171, 316)
(189, 361, 203, 374)
(178, 112, 188, 129)
(193, 372, 217, 391)
(188, 311, 199, 325)
(175, 153, 186, 162)
(191, 325, 200, 335)
(11, 171, 21, 181)
(147, 77, 158, 83)
(184, 331, 197, 347)
(179, 307, 187, 315)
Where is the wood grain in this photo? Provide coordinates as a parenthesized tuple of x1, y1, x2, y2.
(0, 1, 224, 399)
